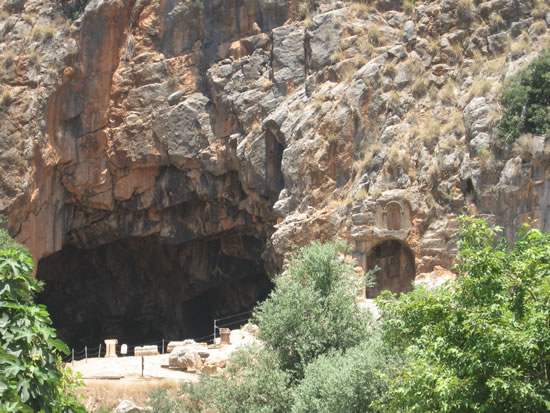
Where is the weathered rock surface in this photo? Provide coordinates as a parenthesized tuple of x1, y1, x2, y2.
(114, 400, 145, 413)
(168, 346, 203, 370)
(0, 0, 549, 347)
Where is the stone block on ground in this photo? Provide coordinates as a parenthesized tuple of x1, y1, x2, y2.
(167, 339, 199, 353)
(134, 345, 159, 356)
(167, 341, 185, 353)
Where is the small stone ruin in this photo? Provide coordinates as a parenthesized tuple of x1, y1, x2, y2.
(134, 345, 159, 356)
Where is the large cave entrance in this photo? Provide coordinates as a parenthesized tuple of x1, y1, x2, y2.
(36, 231, 273, 350)
(365, 240, 415, 298)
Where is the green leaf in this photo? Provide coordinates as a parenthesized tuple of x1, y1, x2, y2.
(49, 338, 69, 355)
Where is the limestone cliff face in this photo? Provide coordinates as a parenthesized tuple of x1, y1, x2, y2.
(1, 0, 549, 344)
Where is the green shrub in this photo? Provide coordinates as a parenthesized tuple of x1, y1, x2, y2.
(0, 228, 26, 252)
(456, 0, 474, 24)
(60, 0, 90, 20)
(0, 247, 85, 412)
(498, 49, 550, 143)
(179, 345, 292, 413)
(402, 0, 415, 15)
(377, 216, 550, 412)
(292, 333, 398, 413)
(148, 387, 184, 413)
(253, 241, 371, 379)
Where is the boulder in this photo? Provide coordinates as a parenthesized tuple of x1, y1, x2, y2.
(464, 97, 490, 136)
(257, 0, 289, 30)
(272, 25, 305, 93)
(402, 20, 417, 44)
(469, 132, 491, 151)
(168, 346, 203, 370)
(487, 32, 507, 55)
(393, 63, 410, 89)
(2, 0, 25, 13)
(202, 351, 230, 373)
(115, 400, 144, 413)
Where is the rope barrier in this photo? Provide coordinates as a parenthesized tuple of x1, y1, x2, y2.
(217, 315, 251, 328)
(214, 309, 254, 322)
(192, 333, 215, 342)
(62, 325, 247, 362)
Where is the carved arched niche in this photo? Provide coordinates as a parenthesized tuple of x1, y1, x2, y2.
(376, 200, 411, 232)
(385, 202, 402, 230)
(365, 240, 415, 298)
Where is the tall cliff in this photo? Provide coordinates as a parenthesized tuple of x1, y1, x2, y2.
(0, 0, 549, 345)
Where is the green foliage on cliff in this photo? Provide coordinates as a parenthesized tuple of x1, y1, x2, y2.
(0, 246, 85, 412)
(377, 216, 550, 411)
(253, 240, 371, 380)
(59, 0, 90, 20)
(498, 49, 550, 143)
(0, 217, 26, 252)
(0, 229, 25, 253)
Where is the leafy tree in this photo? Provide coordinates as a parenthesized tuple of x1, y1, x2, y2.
(377, 216, 550, 412)
(0, 247, 85, 412)
(498, 49, 550, 143)
(291, 332, 398, 413)
(253, 240, 371, 379)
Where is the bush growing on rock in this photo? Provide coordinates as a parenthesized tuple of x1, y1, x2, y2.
(498, 49, 550, 143)
(253, 240, 372, 380)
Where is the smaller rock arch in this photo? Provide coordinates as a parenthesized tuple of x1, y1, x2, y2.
(366, 239, 415, 298)
(383, 201, 403, 231)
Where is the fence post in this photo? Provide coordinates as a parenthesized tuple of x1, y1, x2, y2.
(162, 339, 164, 354)
(71, 348, 74, 363)
(213, 319, 217, 343)
(85, 346, 87, 363)
(98, 343, 101, 358)
(141, 356, 144, 377)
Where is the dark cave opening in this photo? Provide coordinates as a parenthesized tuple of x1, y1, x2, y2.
(36, 231, 273, 350)
(366, 240, 416, 299)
